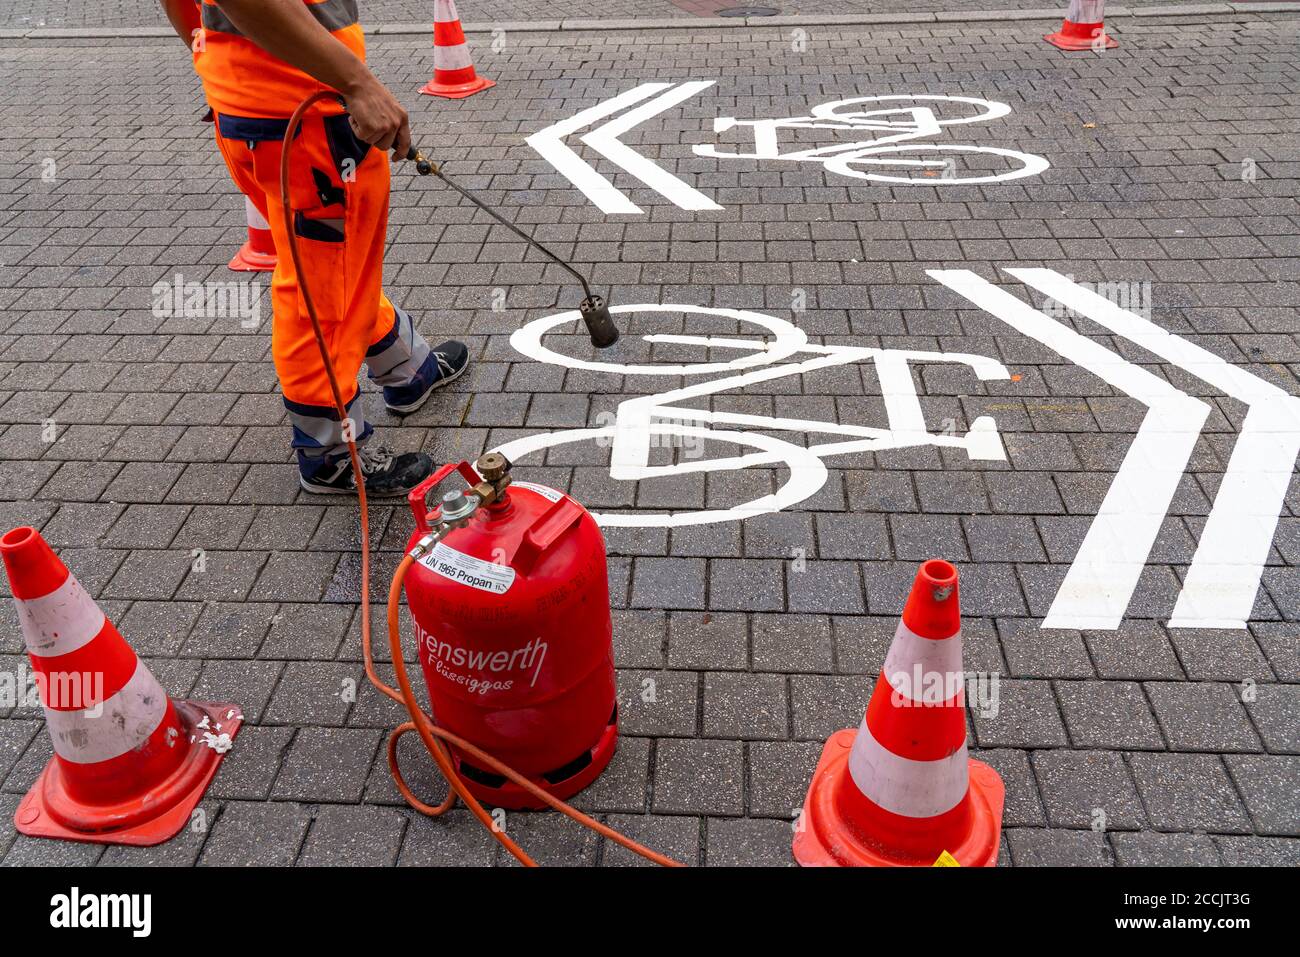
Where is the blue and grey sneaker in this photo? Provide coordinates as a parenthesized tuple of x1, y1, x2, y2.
(384, 340, 470, 416)
(299, 444, 435, 497)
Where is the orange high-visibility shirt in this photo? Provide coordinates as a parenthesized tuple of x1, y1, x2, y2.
(192, 0, 366, 116)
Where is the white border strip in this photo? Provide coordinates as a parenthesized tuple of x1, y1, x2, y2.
(847, 718, 969, 819)
(45, 660, 168, 765)
(15, 574, 106, 659)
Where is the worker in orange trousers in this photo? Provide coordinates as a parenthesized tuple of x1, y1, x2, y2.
(160, 0, 469, 495)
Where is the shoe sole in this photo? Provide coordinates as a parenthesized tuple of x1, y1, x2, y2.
(384, 359, 470, 416)
(299, 476, 423, 498)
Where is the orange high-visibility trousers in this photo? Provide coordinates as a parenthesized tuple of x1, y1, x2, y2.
(213, 110, 434, 476)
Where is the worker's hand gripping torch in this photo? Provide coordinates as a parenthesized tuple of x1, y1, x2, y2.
(404, 146, 619, 349)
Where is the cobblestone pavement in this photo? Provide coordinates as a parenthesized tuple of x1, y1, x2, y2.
(1, 11, 1298, 867)
(7, 0, 1199, 31)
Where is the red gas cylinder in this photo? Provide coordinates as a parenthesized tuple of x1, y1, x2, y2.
(403, 456, 617, 809)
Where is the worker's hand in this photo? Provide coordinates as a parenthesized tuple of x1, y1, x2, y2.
(340, 72, 411, 160)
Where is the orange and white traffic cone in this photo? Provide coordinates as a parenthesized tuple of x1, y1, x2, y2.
(227, 196, 277, 272)
(419, 0, 495, 98)
(1045, 0, 1118, 50)
(2, 526, 242, 846)
(793, 559, 1004, 867)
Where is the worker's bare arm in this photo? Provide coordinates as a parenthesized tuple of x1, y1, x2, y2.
(159, 0, 202, 48)
(212, 0, 411, 157)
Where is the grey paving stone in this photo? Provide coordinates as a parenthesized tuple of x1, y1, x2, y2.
(653, 739, 744, 816)
(751, 613, 833, 672)
(1005, 829, 1113, 867)
(4, 834, 106, 867)
(263, 662, 363, 727)
(1166, 627, 1275, 681)
(616, 670, 697, 737)
(190, 659, 283, 724)
(600, 813, 701, 867)
(976, 748, 1044, 828)
(1083, 623, 1186, 680)
(1130, 754, 1253, 835)
(1111, 831, 1222, 867)
(972, 679, 1068, 749)
(259, 603, 353, 660)
(207, 725, 294, 801)
(298, 805, 406, 867)
(831, 615, 897, 674)
(272, 728, 382, 803)
(610, 609, 666, 669)
(708, 559, 784, 612)
(702, 672, 788, 740)
(494, 810, 600, 868)
(1245, 683, 1300, 754)
(568, 735, 651, 815)
(813, 512, 890, 560)
(630, 557, 706, 610)
(250, 551, 339, 602)
(748, 740, 822, 820)
(998, 619, 1094, 678)
(706, 816, 795, 867)
(1250, 625, 1298, 682)
(398, 810, 498, 867)
(118, 599, 203, 657)
(1145, 682, 1262, 753)
(1033, 750, 1147, 831)
(1214, 836, 1300, 867)
(181, 601, 276, 658)
(1055, 681, 1164, 750)
(742, 511, 814, 559)
(0, 721, 39, 785)
(1224, 755, 1300, 836)
(786, 560, 865, 614)
(198, 802, 312, 867)
(667, 611, 748, 670)
(790, 674, 869, 741)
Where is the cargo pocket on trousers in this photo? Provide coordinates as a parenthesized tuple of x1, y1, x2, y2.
(288, 165, 348, 321)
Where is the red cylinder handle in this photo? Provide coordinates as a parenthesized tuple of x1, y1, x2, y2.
(407, 460, 483, 534)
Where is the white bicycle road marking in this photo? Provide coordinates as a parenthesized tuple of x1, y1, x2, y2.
(499, 303, 1009, 529)
(696, 94, 1051, 186)
(499, 274, 1300, 631)
(529, 86, 1050, 213)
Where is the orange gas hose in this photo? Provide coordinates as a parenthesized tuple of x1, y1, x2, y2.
(279, 92, 680, 867)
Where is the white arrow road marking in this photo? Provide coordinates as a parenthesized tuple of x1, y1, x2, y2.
(526, 81, 720, 214)
(525, 83, 673, 215)
(1008, 268, 1300, 629)
(928, 269, 1212, 631)
(581, 81, 722, 213)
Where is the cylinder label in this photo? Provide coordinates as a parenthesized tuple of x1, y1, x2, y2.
(513, 480, 565, 503)
(419, 542, 516, 595)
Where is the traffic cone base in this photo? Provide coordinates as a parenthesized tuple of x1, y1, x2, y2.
(793, 728, 1004, 867)
(15, 701, 243, 846)
(1044, 23, 1118, 50)
(420, 73, 495, 99)
(227, 240, 277, 272)
(228, 195, 277, 272)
